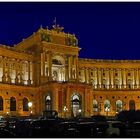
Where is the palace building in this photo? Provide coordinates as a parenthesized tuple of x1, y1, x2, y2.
(0, 23, 140, 118)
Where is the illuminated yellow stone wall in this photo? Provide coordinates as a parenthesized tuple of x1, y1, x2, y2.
(0, 24, 140, 117)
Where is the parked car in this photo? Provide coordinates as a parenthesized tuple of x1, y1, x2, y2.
(91, 115, 109, 137)
(77, 121, 95, 137)
(55, 121, 78, 138)
(29, 119, 60, 138)
(125, 121, 140, 137)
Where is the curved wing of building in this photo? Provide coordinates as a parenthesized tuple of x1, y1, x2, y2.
(0, 24, 139, 117)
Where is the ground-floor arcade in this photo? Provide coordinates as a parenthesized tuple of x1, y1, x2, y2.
(0, 83, 140, 118)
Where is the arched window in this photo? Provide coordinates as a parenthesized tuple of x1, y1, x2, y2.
(23, 98, 29, 111)
(45, 95, 51, 110)
(104, 100, 110, 112)
(116, 100, 123, 113)
(10, 97, 16, 111)
(0, 96, 3, 111)
(93, 100, 98, 112)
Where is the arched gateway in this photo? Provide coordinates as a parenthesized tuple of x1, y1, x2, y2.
(71, 93, 82, 117)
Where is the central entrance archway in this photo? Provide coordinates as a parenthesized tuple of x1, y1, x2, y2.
(71, 94, 82, 117)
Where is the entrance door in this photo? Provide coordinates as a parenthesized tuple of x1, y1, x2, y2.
(129, 100, 135, 110)
(71, 94, 81, 117)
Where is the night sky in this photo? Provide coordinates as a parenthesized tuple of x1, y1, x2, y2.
(0, 2, 140, 60)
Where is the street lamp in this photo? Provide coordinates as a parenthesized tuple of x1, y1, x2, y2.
(63, 106, 68, 118)
(78, 109, 81, 113)
(78, 109, 82, 117)
(28, 102, 33, 116)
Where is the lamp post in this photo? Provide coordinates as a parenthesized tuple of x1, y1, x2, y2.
(63, 106, 68, 118)
(28, 102, 33, 116)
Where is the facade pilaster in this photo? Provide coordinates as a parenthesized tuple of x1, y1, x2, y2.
(138, 68, 140, 89)
(27, 61, 31, 85)
(85, 68, 87, 84)
(15, 59, 19, 84)
(48, 51, 52, 81)
(97, 68, 101, 88)
(2, 56, 6, 82)
(20, 61, 23, 84)
(88, 69, 91, 84)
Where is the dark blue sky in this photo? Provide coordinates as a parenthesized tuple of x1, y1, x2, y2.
(0, 2, 140, 60)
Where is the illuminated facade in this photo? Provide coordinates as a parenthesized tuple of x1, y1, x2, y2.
(0, 24, 140, 117)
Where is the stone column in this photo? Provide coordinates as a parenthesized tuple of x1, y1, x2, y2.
(65, 65, 68, 81)
(86, 68, 89, 84)
(138, 68, 140, 89)
(20, 61, 23, 84)
(97, 68, 101, 88)
(108, 68, 111, 88)
(110, 68, 114, 89)
(121, 69, 124, 89)
(74, 56, 79, 81)
(94, 68, 98, 88)
(28, 61, 31, 85)
(124, 69, 127, 89)
(68, 55, 72, 80)
(41, 52, 45, 76)
(125, 69, 128, 89)
(88, 69, 91, 84)
(15, 59, 19, 84)
(32, 61, 35, 85)
(135, 69, 139, 89)
(48, 52, 52, 81)
(2, 56, 6, 82)
(121, 69, 125, 89)
(6, 59, 11, 83)
(41, 53, 43, 76)
(101, 68, 103, 89)
(133, 69, 135, 89)
(85, 68, 87, 83)
(133, 69, 137, 89)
